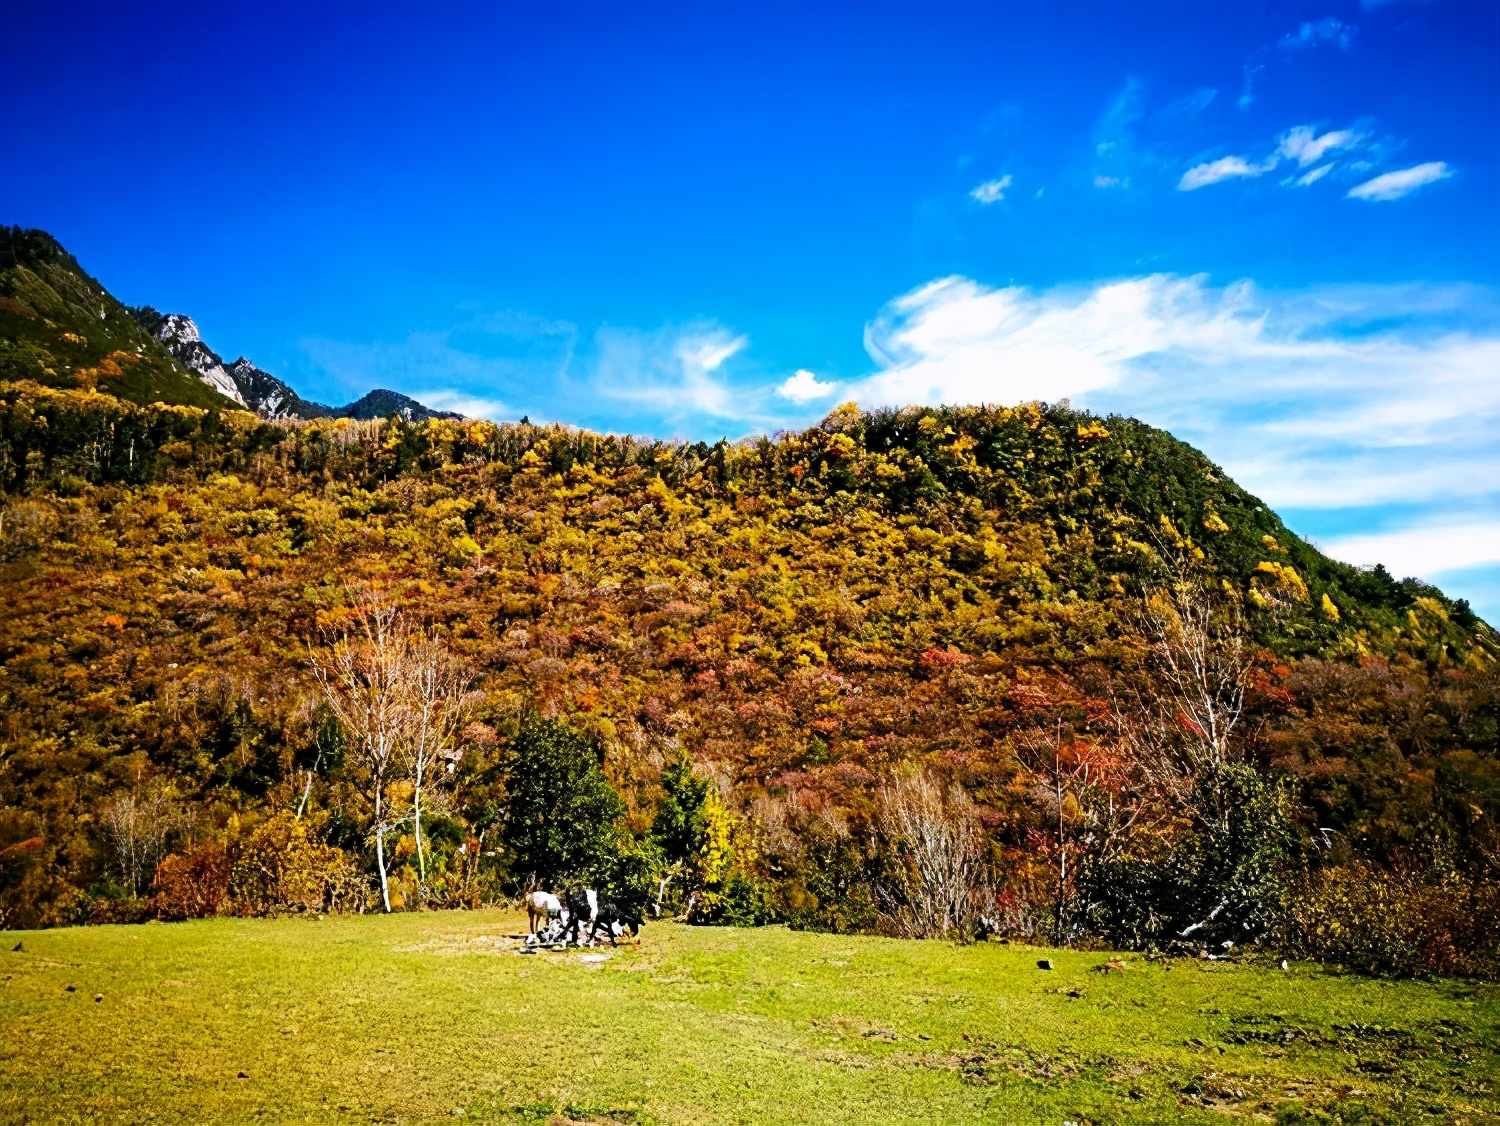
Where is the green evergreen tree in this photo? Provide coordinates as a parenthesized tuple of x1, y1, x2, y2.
(499, 717, 624, 889)
(651, 754, 713, 867)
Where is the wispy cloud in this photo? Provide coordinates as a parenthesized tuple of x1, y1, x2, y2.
(1318, 520, 1500, 580)
(857, 274, 1265, 411)
(1278, 125, 1361, 166)
(593, 326, 755, 424)
(1240, 16, 1357, 109)
(1347, 161, 1453, 201)
(842, 274, 1500, 587)
(1090, 78, 1146, 188)
(776, 369, 839, 404)
(408, 389, 513, 421)
(1160, 87, 1218, 123)
(301, 311, 577, 418)
(1176, 123, 1416, 196)
(1278, 17, 1356, 52)
(1179, 155, 1275, 191)
(969, 175, 1013, 204)
(305, 311, 780, 436)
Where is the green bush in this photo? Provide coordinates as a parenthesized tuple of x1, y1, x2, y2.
(1281, 862, 1500, 979)
(695, 868, 775, 927)
(778, 822, 883, 935)
(1079, 763, 1299, 951)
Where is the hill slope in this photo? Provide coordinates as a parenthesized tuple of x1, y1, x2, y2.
(0, 384, 1494, 935)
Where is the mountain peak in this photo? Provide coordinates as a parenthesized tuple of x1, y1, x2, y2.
(340, 388, 463, 422)
(134, 301, 460, 423)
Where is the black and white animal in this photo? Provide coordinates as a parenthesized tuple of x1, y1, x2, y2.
(560, 888, 599, 946)
(597, 899, 643, 944)
(560, 889, 644, 947)
(525, 890, 566, 934)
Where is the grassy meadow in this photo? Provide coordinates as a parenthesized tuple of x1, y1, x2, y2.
(0, 911, 1495, 1124)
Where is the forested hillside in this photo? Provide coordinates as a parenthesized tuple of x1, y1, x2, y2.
(1, 217, 1496, 976)
(0, 376, 1494, 975)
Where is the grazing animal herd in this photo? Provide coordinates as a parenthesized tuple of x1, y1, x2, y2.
(524, 889, 644, 948)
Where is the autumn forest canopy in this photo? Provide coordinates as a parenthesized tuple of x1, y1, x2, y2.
(1, 227, 1497, 978)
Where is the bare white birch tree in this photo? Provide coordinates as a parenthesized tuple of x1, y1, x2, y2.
(404, 630, 474, 886)
(1017, 721, 1145, 944)
(1114, 564, 1256, 831)
(311, 594, 411, 913)
(102, 789, 178, 897)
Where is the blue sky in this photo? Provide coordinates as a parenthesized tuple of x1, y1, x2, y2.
(3, 1, 1498, 620)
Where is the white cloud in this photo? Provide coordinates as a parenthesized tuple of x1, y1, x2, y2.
(1177, 124, 1370, 193)
(857, 274, 1261, 412)
(1178, 155, 1275, 191)
(1348, 161, 1452, 201)
(776, 369, 840, 404)
(846, 273, 1500, 511)
(593, 327, 750, 420)
(1093, 175, 1123, 188)
(1318, 521, 1500, 582)
(969, 175, 1013, 204)
(1278, 125, 1360, 166)
(679, 334, 745, 379)
(405, 389, 513, 421)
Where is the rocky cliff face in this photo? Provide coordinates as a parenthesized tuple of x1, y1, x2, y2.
(141, 312, 247, 408)
(223, 356, 333, 420)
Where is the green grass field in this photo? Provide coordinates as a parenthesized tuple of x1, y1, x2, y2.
(1, 911, 1495, 1124)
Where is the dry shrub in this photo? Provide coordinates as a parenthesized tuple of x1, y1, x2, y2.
(228, 814, 364, 915)
(86, 896, 148, 925)
(149, 841, 231, 920)
(1282, 863, 1500, 979)
(876, 771, 991, 939)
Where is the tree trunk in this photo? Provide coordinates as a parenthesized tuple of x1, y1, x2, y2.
(374, 788, 392, 913)
(1054, 748, 1068, 947)
(413, 769, 426, 883)
(295, 769, 314, 821)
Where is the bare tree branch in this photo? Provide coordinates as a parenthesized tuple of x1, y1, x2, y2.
(1113, 556, 1256, 830)
(876, 771, 990, 939)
